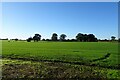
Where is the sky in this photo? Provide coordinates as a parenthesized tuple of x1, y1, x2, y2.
(1, 2, 118, 40)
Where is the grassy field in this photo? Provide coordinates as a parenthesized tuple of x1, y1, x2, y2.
(1, 40, 120, 79)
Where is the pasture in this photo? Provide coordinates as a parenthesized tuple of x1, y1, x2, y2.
(1, 40, 120, 79)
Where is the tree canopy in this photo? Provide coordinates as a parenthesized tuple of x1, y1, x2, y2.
(76, 33, 97, 42)
(60, 34, 67, 41)
(51, 33, 58, 41)
(25, 33, 119, 42)
(111, 36, 116, 41)
(33, 34, 41, 42)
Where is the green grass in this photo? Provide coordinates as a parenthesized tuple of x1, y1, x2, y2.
(2, 40, 119, 68)
(2, 59, 119, 79)
(1, 40, 120, 79)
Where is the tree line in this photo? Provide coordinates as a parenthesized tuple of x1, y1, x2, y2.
(27, 33, 98, 42)
(0, 33, 118, 42)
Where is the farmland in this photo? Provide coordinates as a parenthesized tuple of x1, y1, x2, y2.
(1, 40, 120, 79)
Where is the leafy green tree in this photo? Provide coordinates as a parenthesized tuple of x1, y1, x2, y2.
(42, 39, 45, 41)
(15, 38, 18, 41)
(27, 37, 33, 42)
(46, 39, 51, 41)
(111, 36, 116, 41)
(76, 33, 97, 42)
(60, 34, 67, 41)
(51, 33, 58, 41)
(83, 34, 88, 42)
(76, 33, 83, 41)
(33, 34, 41, 42)
(88, 34, 96, 42)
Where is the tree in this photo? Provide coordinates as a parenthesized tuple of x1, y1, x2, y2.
(46, 39, 51, 41)
(60, 34, 67, 41)
(71, 39, 77, 42)
(76, 33, 83, 41)
(83, 34, 88, 42)
(27, 37, 33, 42)
(33, 34, 41, 42)
(42, 39, 45, 41)
(111, 36, 116, 41)
(51, 33, 58, 41)
(15, 38, 18, 41)
(76, 33, 97, 42)
(88, 34, 96, 42)
(66, 39, 70, 42)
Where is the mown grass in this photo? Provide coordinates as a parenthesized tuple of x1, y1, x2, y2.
(1, 40, 120, 79)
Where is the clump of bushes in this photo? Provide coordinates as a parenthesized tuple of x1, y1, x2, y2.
(27, 37, 33, 42)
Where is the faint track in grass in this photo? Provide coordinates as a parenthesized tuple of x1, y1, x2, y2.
(90, 53, 111, 62)
(2, 53, 120, 70)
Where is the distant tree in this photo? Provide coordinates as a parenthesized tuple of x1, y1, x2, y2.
(83, 34, 88, 42)
(42, 39, 45, 41)
(88, 34, 97, 42)
(51, 33, 58, 41)
(1, 38, 8, 40)
(111, 36, 116, 41)
(66, 39, 70, 42)
(46, 39, 51, 41)
(27, 37, 33, 42)
(27, 39, 31, 42)
(76, 33, 83, 41)
(33, 34, 41, 42)
(98, 39, 101, 41)
(104, 39, 108, 41)
(76, 33, 97, 42)
(15, 38, 18, 41)
(71, 39, 77, 42)
(60, 34, 67, 41)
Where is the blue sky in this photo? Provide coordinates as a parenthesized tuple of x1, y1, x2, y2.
(1, 2, 118, 40)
